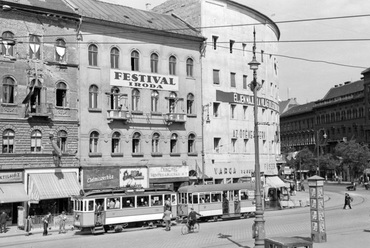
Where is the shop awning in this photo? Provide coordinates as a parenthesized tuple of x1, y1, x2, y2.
(29, 172, 82, 203)
(265, 176, 286, 188)
(0, 183, 29, 203)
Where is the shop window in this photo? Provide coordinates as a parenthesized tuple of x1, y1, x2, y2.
(88, 44, 98, 66)
(89, 85, 99, 109)
(57, 130, 67, 153)
(2, 129, 14, 153)
(150, 53, 158, 73)
(31, 130, 42, 152)
(55, 38, 66, 62)
(110, 47, 119, 69)
(2, 76, 15, 104)
(131, 50, 139, 71)
(56, 82, 67, 107)
(89, 131, 99, 153)
(29, 35, 41, 60)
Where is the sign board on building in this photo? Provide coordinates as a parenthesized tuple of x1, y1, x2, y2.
(120, 168, 148, 188)
(83, 167, 120, 190)
(110, 69, 179, 91)
(149, 166, 188, 179)
(0, 171, 23, 183)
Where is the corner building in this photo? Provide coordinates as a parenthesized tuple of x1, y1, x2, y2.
(154, 0, 281, 183)
(67, 0, 205, 191)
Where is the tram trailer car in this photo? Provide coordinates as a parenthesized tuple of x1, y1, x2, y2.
(177, 183, 256, 221)
(72, 188, 177, 234)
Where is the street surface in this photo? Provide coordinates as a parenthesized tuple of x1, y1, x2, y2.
(1, 183, 369, 248)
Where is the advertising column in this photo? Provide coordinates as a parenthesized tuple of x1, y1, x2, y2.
(308, 175, 327, 243)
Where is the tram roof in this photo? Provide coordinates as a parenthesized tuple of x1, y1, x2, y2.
(178, 183, 255, 193)
(74, 187, 173, 198)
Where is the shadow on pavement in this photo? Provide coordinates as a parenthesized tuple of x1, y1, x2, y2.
(218, 233, 251, 248)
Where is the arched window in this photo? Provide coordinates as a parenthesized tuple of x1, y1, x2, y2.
(150, 53, 158, 73)
(2, 31, 14, 56)
(89, 85, 98, 109)
(112, 132, 121, 154)
(132, 89, 140, 111)
(170, 133, 178, 153)
(88, 44, 98, 66)
(169, 92, 177, 113)
(31, 130, 42, 152)
(186, 58, 193, 77)
(56, 82, 67, 107)
(188, 134, 196, 153)
(29, 35, 41, 59)
(57, 130, 67, 153)
(187, 93, 194, 114)
(110, 47, 119, 69)
(3, 77, 15, 104)
(151, 90, 159, 112)
(89, 131, 99, 153)
(55, 39, 66, 62)
(2, 129, 14, 153)
(131, 50, 139, 71)
(132, 132, 141, 153)
(152, 133, 160, 153)
(111, 87, 120, 110)
(353, 108, 358, 118)
(169, 56, 176, 75)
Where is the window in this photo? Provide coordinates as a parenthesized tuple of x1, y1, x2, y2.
(56, 82, 67, 107)
(213, 102, 220, 117)
(131, 50, 139, 71)
(261, 50, 264, 62)
(112, 132, 121, 153)
(230, 72, 236, 87)
(188, 134, 196, 153)
(186, 58, 193, 77)
(132, 89, 140, 111)
(2, 77, 15, 104)
(230, 104, 236, 119)
(29, 35, 41, 60)
(110, 87, 120, 110)
(89, 85, 98, 109)
(29, 79, 42, 113)
(2, 31, 15, 56)
(242, 43, 246, 56)
(214, 138, 221, 153)
(152, 133, 160, 153)
(212, 36, 218, 50)
(243, 106, 248, 119)
(55, 39, 66, 62)
(229, 40, 235, 53)
(88, 44, 98, 66)
(31, 130, 42, 152)
(213, 70, 220, 85)
(110, 47, 119, 69)
(2, 129, 14, 153)
(187, 93, 194, 115)
(151, 90, 159, 112)
(231, 139, 236, 153)
(57, 130, 67, 153)
(132, 132, 141, 153)
(243, 75, 248, 89)
(170, 133, 178, 153)
(169, 56, 176, 75)
(244, 139, 248, 153)
(150, 53, 158, 73)
(89, 131, 99, 153)
(168, 92, 177, 113)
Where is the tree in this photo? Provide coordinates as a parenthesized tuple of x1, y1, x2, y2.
(334, 140, 370, 181)
(285, 147, 315, 178)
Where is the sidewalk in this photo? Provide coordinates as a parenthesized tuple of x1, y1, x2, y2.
(0, 222, 76, 238)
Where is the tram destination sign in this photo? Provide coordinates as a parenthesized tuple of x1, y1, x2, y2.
(110, 69, 179, 91)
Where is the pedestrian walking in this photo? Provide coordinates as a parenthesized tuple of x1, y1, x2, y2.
(162, 208, 172, 231)
(343, 193, 352, 209)
(58, 211, 67, 234)
(42, 212, 51, 236)
(25, 215, 32, 236)
(0, 211, 8, 233)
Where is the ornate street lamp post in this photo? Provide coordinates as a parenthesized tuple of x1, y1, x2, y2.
(316, 129, 327, 176)
(248, 27, 265, 248)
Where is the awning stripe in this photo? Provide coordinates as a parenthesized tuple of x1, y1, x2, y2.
(265, 176, 286, 188)
(29, 172, 82, 201)
(0, 183, 29, 203)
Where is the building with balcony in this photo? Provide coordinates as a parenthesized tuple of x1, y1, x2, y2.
(154, 0, 281, 183)
(0, 0, 81, 223)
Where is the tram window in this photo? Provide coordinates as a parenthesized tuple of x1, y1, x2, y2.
(88, 200, 94, 211)
(204, 193, 211, 202)
(199, 193, 211, 203)
(188, 193, 193, 204)
(95, 199, 105, 211)
(211, 192, 221, 202)
(233, 190, 240, 201)
(107, 198, 116, 209)
(180, 193, 187, 204)
(192, 194, 198, 204)
(83, 201, 87, 211)
(137, 196, 149, 207)
(240, 190, 249, 200)
(122, 196, 135, 208)
(171, 194, 176, 205)
(151, 195, 163, 206)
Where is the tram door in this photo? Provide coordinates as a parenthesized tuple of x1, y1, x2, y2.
(222, 190, 236, 215)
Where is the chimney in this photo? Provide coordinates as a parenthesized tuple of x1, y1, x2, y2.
(146, 3, 151, 11)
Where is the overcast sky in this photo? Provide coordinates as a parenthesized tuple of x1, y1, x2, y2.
(101, 0, 370, 104)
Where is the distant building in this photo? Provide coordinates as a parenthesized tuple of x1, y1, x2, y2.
(279, 98, 299, 115)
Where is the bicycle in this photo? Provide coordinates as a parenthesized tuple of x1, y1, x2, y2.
(181, 220, 199, 235)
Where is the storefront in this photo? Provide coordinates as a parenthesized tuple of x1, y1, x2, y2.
(148, 164, 189, 191)
(25, 168, 82, 216)
(0, 171, 28, 225)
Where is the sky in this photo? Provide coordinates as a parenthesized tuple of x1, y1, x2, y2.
(100, 0, 370, 104)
